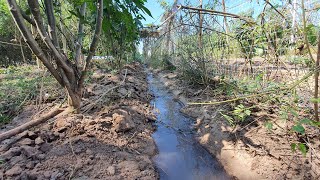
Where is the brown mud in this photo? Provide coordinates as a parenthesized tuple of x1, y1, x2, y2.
(0, 63, 158, 179)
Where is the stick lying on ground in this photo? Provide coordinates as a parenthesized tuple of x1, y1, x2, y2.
(0, 108, 64, 142)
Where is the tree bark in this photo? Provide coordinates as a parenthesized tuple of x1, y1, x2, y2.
(221, 0, 229, 43)
(44, 0, 59, 48)
(290, 0, 297, 44)
(6, 0, 63, 85)
(79, 0, 104, 91)
(315, 31, 320, 121)
(75, 3, 87, 65)
(7, 0, 104, 111)
(198, 0, 203, 50)
(0, 108, 64, 142)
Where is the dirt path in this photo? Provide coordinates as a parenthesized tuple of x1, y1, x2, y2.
(153, 69, 320, 179)
(0, 63, 158, 179)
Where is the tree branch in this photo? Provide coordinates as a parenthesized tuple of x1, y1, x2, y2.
(20, 8, 36, 26)
(75, 2, 86, 65)
(6, 0, 63, 86)
(27, 0, 74, 75)
(44, 0, 59, 47)
(79, 0, 103, 88)
(0, 108, 64, 142)
(177, 5, 256, 24)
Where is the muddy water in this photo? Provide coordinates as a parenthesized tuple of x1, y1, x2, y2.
(148, 73, 230, 180)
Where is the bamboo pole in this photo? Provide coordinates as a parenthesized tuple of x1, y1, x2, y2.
(315, 31, 320, 121)
(177, 5, 255, 24)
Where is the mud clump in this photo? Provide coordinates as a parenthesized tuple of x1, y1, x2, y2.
(112, 110, 135, 132)
(0, 63, 158, 179)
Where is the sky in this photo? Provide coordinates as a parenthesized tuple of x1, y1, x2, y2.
(139, 0, 269, 26)
(141, 0, 165, 25)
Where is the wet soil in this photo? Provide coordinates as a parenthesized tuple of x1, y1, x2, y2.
(152, 69, 320, 180)
(0, 63, 158, 179)
(148, 73, 229, 180)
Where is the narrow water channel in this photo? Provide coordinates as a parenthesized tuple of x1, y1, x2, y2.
(147, 73, 230, 180)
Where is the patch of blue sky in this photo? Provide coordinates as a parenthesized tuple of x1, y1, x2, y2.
(140, 0, 285, 25)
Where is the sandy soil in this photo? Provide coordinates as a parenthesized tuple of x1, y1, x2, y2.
(0, 63, 158, 179)
(153, 69, 320, 180)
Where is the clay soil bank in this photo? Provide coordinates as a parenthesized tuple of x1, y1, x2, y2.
(0, 63, 158, 179)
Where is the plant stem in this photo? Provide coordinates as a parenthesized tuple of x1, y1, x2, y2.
(315, 31, 320, 121)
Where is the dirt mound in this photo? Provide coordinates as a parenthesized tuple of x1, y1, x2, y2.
(0, 63, 158, 179)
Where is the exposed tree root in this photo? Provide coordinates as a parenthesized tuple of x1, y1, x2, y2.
(0, 107, 64, 142)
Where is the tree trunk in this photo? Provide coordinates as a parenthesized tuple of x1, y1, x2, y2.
(290, 0, 297, 44)
(221, 0, 229, 43)
(7, 0, 104, 111)
(315, 31, 320, 121)
(75, 3, 87, 64)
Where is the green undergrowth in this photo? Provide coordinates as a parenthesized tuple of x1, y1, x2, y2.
(216, 73, 319, 156)
(0, 65, 56, 125)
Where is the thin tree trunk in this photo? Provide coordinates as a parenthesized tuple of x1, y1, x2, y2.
(7, 0, 103, 111)
(7, 0, 63, 85)
(75, 3, 86, 65)
(198, 0, 206, 83)
(315, 32, 320, 121)
(19, 37, 26, 63)
(222, 0, 229, 43)
(198, 0, 203, 50)
(291, 0, 297, 44)
(78, 0, 104, 92)
(301, 0, 314, 62)
(44, 0, 59, 48)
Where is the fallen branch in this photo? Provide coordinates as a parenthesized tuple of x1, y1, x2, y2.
(0, 107, 64, 142)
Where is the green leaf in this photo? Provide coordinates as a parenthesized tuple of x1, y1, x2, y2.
(299, 118, 312, 125)
(298, 143, 307, 156)
(310, 121, 320, 127)
(244, 109, 251, 116)
(292, 124, 305, 134)
(291, 143, 296, 152)
(265, 122, 273, 130)
(310, 98, 320, 103)
(220, 113, 234, 126)
(289, 109, 299, 117)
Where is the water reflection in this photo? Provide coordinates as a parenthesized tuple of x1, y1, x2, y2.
(148, 73, 229, 180)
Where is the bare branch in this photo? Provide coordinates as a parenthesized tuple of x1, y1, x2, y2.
(44, 0, 59, 47)
(0, 108, 64, 142)
(178, 5, 256, 24)
(6, 0, 63, 85)
(20, 8, 36, 26)
(75, 2, 87, 64)
(27, 0, 74, 75)
(79, 0, 104, 88)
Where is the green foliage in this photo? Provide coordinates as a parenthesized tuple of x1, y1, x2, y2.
(292, 124, 305, 134)
(289, 56, 314, 67)
(221, 104, 252, 126)
(0, 0, 14, 37)
(264, 121, 273, 131)
(305, 24, 319, 46)
(289, 117, 320, 157)
(0, 65, 57, 125)
(233, 104, 252, 121)
(98, 0, 151, 68)
(291, 143, 308, 157)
